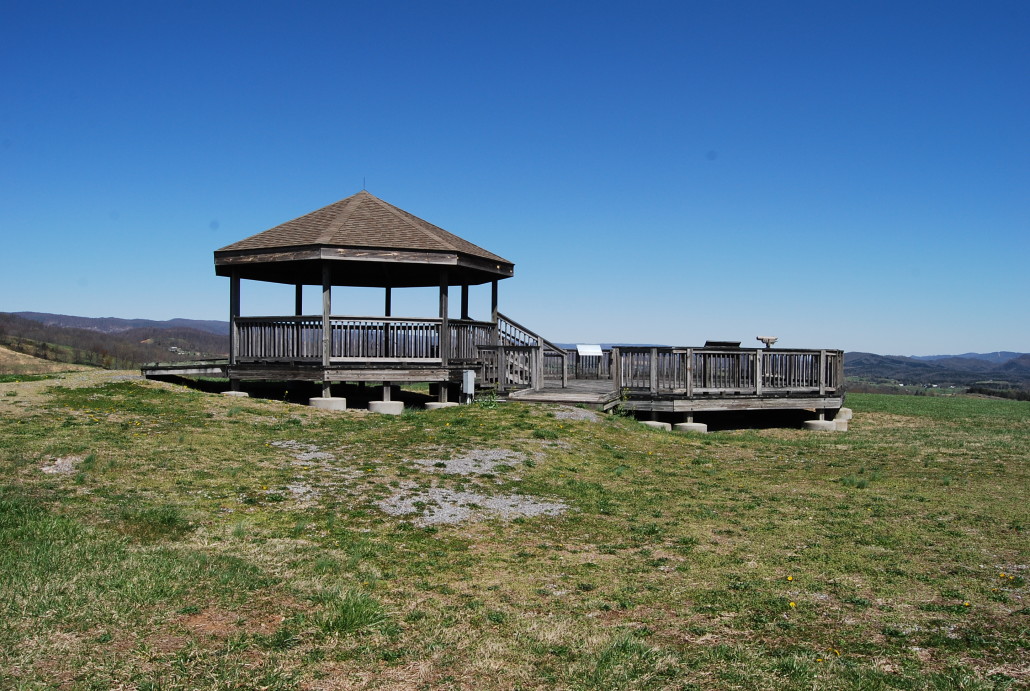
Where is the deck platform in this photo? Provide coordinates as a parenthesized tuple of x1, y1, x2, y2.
(509, 379, 621, 410)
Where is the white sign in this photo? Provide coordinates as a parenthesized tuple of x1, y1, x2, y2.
(576, 344, 603, 357)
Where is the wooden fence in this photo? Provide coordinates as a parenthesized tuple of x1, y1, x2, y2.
(612, 347, 844, 396)
(233, 314, 561, 392)
(234, 316, 496, 363)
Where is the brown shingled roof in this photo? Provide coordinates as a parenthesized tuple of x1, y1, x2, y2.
(217, 190, 510, 264)
(214, 191, 515, 287)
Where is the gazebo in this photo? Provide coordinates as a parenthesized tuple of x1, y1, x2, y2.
(213, 190, 563, 406)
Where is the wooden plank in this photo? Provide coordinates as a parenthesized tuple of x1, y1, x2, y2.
(619, 396, 845, 413)
(324, 368, 454, 382)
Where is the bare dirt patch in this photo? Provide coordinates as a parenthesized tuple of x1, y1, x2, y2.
(409, 448, 525, 475)
(40, 456, 83, 475)
(377, 484, 567, 526)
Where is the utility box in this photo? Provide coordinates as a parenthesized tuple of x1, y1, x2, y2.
(461, 370, 476, 404)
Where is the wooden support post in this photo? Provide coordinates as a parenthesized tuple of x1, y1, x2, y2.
(497, 345, 507, 393)
(294, 284, 303, 358)
(438, 382, 448, 403)
(755, 349, 763, 396)
(322, 264, 331, 369)
(819, 350, 827, 395)
(490, 280, 499, 340)
(649, 347, 658, 394)
(686, 348, 694, 398)
(611, 347, 622, 393)
(383, 287, 393, 358)
(229, 270, 240, 367)
(383, 383, 391, 402)
(439, 272, 449, 363)
(322, 380, 331, 398)
(535, 345, 545, 391)
(460, 284, 469, 320)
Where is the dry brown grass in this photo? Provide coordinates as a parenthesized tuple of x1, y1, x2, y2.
(0, 344, 93, 374)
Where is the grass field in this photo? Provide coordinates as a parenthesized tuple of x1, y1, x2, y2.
(1, 372, 1027, 689)
(0, 344, 94, 376)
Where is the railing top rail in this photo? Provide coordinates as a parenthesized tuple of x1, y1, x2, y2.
(476, 344, 539, 352)
(235, 315, 496, 327)
(496, 312, 567, 355)
(614, 346, 843, 355)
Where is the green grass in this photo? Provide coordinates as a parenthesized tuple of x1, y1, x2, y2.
(1, 378, 1027, 689)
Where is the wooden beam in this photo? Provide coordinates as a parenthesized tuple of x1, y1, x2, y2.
(490, 280, 498, 325)
(229, 270, 240, 366)
(322, 264, 331, 369)
(460, 284, 469, 320)
(384, 287, 392, 317)
(294, 284, 303, 316)
(439, 271, 449, 362)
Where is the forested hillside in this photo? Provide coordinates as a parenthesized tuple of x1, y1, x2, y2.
(0, 313, 228, 370)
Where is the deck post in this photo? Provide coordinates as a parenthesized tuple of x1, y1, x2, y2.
(497, 345, 507, 393)
(535, 345, 545, 391)
(439, 272, 449, 363)
(490, 280, 499, 342)
(649, 347, 658, 394)
(229, 270, 240, 367)
(382, 383, 391, 402)
(611, 347, 622, 393)
(322, 264, 331, 369)
(819, 350, 827, 395)
(460, 284, 469, 320)
(686, 349, 694, 398)
(294, 284, 303, 358)
(384, 287, 392, 317)
(755, 349, 763, 396)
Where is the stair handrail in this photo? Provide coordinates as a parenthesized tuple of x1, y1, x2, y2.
(496, 312, 567, 355)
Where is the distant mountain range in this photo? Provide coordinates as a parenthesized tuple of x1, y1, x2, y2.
(1, 312, 228, 369)
(845, 351, 1030, 388)
(13, 311, 229, 336)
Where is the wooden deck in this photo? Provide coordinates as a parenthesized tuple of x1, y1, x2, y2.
(143, 316, 845, 417)
(509, 379, 621, 410)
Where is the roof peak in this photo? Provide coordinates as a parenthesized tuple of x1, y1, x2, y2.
(216, 190, 512, 265)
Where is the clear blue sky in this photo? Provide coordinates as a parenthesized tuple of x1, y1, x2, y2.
(2, 1, 1027, 355)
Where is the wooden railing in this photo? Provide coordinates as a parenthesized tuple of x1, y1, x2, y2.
(612, 347, 844, 396)
(477, 345, 541, 392)
(545, 350, 613, 380)
(497, 312, 567, 388)
(234, 316, 496, 363)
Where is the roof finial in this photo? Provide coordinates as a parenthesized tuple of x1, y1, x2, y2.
(362, 176, 366, 191)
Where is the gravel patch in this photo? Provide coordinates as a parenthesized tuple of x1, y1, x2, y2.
(270, 440, 335, 462)
(376, 487, 567, 526)
(410, 448, 525, 475)
(284, 483, 320, 502)
(41, 455, 82, 475)
(552, 406, 602, 422)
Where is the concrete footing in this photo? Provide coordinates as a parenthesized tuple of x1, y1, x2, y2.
(309, 397, 347, 411)
(221, 391, 249, 398)
(673, 422, 708, 434)
(369, 401, 404, 415)
(803, 419, 838, 431)
(640, 420, 672, 431)
(834, 419, 849, 431)
(835, 407, 853, 421)
(425, 402, 459, 410)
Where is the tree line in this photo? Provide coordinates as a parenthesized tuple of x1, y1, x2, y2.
(0, 313, 228, 369)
